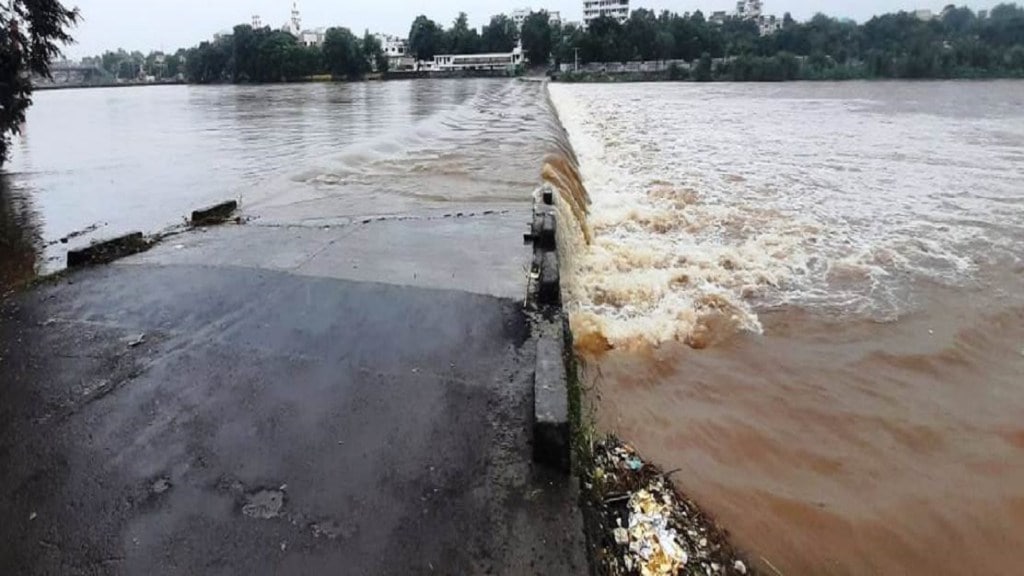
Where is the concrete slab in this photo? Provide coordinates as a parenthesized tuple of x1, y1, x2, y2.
(0, 263, 587, 575)
(534, 319, 571, 473)
(128, 212, 531, 300)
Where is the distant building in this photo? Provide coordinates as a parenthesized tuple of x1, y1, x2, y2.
(512, 7, 562, 29)
(252, 15, 262, 29)
(299, 28, 326, 47)
(513, 8, 530, 29)
(735, 0, 763, 19)
(715, 0, 781, 36)
(375, 34, 415, 70)
(429, 47, 524, 72)
(913, 9, 935, 21)
(583, 0, 630, 26)
(282, 1, 302, 36)
(756, 14, 782, 36)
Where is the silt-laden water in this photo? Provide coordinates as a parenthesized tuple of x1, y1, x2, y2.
(548, 81, 1024, 575)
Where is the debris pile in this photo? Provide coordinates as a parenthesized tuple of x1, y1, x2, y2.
(582, 437, 753, 576)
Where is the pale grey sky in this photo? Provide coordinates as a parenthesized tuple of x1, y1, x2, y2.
(65, 0, 999, 58)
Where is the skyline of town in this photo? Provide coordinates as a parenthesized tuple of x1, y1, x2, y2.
(64, 0, 1004, 58)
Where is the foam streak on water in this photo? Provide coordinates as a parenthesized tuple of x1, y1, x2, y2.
(548, 82, 1024, 349)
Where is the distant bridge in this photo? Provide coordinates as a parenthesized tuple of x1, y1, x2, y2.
(35, 63, 111, 87)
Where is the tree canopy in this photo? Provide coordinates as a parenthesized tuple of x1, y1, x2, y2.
(157, 3, 1024, 85)
(176, 23, 384, 83)
(481, 15, 518, 53)
(552, 3, 1024, 81)
(521, 11, 555, 66)
(408, 15, 445, 61)
(0, 0, 79, 164)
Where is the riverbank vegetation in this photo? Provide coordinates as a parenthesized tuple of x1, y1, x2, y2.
(85, 3, 1024, 85)
(93, 11, 522, 84)
(183, 26, 383, 83)
(548, 3, 1024, 81)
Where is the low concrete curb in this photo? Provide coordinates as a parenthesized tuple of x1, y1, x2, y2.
(190, 200, 238, 226)
(534, 319, 571, 472)
(67, 232, 150, 268)
(63, 200, 240, 270)
(528, 185, 572, 473)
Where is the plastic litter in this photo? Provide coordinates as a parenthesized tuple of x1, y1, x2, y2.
(585, 437, 753, 575)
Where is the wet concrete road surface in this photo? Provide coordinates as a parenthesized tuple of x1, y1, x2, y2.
(0, 217, 586, 574)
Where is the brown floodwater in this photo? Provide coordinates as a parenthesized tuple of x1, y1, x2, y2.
(586, 270, 1024, 574)
(548, 81, 1024, 574)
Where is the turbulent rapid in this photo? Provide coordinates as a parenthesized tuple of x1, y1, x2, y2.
(547, 80, 1024, 575)
(547, 81, 1024, 351)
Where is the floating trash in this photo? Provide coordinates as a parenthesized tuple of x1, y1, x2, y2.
(582, 437, 754, 575)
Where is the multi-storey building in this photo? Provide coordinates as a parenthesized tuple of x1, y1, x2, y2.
(582, 0, 630, 26)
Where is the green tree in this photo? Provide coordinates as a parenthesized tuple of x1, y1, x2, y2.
(323, 27, 365, 79)
(578, 15, 626, 63)
(624, 9, 659, 60)
(0, 0, 79, 164)
(232, 24, 259, 82)
(481, 14, 518, 53)
(362, 31, 387, 72)
(445, 12, 481, 54)
(185, 39, 231, 83)
(693, 52, 713, 81)
(521, 11, 554, 66)
(165, 52, 183, 78)
(100, 49, 126, 75)
(408, 15, 444, 61)
(655, 29, 676, 61)
(942, 5, 977, 33)
(554, 22, 585, 67)
(118, 59, 139, 80)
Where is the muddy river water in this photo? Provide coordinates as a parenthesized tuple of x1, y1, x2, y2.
(549, 81, 1024, 575)
(0, 80, 552, 286)
(3, 78, 1024, 574)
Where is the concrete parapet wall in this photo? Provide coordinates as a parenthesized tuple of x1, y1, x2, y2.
(527, 187, 574, 473)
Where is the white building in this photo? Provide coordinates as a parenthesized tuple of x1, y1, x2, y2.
(735, 0, 763, 19)
(725, 0, 781, 36)
(252, 15, 263, 29)
(375, 34, 415, 70)
(282, 1, 301, 36)
(583, 0, 630, 26)
(299, 28, 326, 47)
(914, 9, 935, 21)
(429, 47, 524, 72)
(756, 14, 782, 36)
(513, 8, 530, 29)
(513, 8, 563, 29)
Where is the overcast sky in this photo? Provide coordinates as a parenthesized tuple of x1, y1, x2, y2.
(65, 0, 999, 58)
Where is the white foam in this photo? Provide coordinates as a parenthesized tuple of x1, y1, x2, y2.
(548, 82, 1024, 348)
